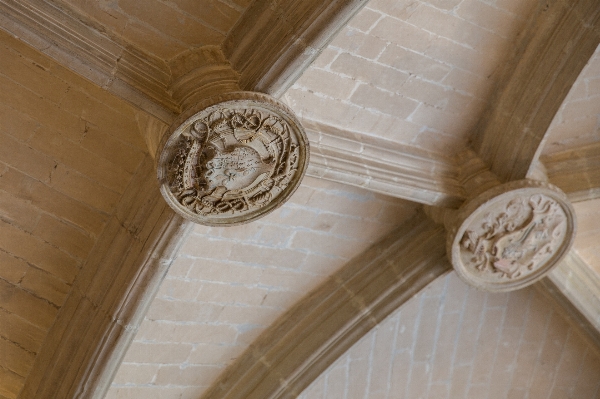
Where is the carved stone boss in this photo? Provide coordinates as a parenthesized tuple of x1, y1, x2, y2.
(447, 180, 576, 292)
(157, 92, 309, 225)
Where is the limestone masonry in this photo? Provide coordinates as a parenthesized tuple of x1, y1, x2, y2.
(0, 0, 599, 398)
(157, 92, 309, 226)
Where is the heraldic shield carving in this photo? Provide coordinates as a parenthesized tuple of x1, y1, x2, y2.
(157, 92, 309, 226)
(447, 180, 576, 292)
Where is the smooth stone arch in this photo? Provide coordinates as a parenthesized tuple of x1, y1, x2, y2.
(472, 0, 600, 183)
(200, 212, 450, 399)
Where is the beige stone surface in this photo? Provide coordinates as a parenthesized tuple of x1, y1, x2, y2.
(448, 180, 576, 292)
(542, 45, 600, 155)
(573, 198, 600, 278)
(540, 42, 600, 277)
(543, 142, 600, 203)
(56, 0, 247, 60)
(540, 45, 600, 203)
(107, 177, 418, 398)
(196, 212, 448, 399)
(0, 29, 147, 398)
(284, 0, 538, 154)
(298, 272, 600, 399)
(157, 92, 309, 226)
(1, 0, 600, 397)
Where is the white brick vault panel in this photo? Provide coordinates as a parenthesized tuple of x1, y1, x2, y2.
(542, 44, 600, 155)
(283, 0, 539, 157)
(106, 177, 418, 399)
(298, 272, 600, 399)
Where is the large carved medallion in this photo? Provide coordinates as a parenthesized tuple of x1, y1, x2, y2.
(447, 180, 576, 292)
(157, 92, 309, 225)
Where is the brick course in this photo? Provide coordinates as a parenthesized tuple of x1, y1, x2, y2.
(297, 273, 600, 399)
(285, 0, 539, 155)
(0, 31, 148, 398)
(542, 45, 600, 155)
(107, 177, 417, 398)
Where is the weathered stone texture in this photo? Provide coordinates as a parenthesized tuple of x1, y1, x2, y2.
(539, 45, 600, 202)
(284, 0, 538, 153)
(472, 0, 600, 183)
(297, 272, 600, 399)
(447, 180, 576, 292)
(1, 0, 600, 397)
(0, 30, 147, 398)
(107, 177, 418, 399)
(543, 45, 600, 155)
(52, 0, 247, 60)
(573, 198, 600, 278)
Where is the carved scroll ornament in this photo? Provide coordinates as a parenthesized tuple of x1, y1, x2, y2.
(157, 92, 309, 225)
(447, 180, 576, 292)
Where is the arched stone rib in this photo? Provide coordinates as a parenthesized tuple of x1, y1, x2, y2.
(201, 212, 450, 399)
(472, 0, 600, 183)
(223, 0, 368, 98)
(15, 2, 368, 398)
(20, 157, 193, 398)
(544, 252, 600, 348)
(542, 143, 600, 202)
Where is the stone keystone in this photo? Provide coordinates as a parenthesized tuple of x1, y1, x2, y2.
(447, 179, 576, 292)
(157, 91, 309, 226)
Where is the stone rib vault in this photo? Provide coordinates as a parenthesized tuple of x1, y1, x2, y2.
(0, 0, 599, 398)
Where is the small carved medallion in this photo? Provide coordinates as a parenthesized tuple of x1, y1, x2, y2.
(447, 180, 576, 292)
(157, 92, 308, 226)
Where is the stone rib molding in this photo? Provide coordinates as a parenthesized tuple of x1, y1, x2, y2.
(9, 0, 600, 397)
(14, 1, 368, 395)
(538, 280, 600, 360)
(0, 0, 178, 123)
(0, 0, 371, 121)
(168, 46, 241, 111)
(223, 0, 368, 98)
(0, 0, 470, 207)
(136, 112, 170, 162)
(20, 157, 193, 398)
(304, 119, 464, 208)
(456, 149, 501, 202)
(471, 0, 600, 183)
(542, 143, 600, 203)
(537, 251, 600, 358)
(566, 189, 600, 204)
(547, 251, 600, 336)
(201, 213, 450, 399)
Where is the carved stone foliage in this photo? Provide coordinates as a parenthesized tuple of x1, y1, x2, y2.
(447, 180, 576, 292)
(157, 92, 308, 226)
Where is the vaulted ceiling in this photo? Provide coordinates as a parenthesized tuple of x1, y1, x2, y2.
(0, 0, 599, 398)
